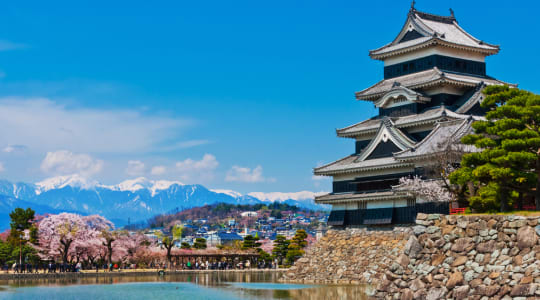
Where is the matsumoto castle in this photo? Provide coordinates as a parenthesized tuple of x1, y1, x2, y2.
(314, 5, 513, 226)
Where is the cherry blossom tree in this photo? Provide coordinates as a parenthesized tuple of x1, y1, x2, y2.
(394, 176, 454, 203)
(38, 213, 91, 263)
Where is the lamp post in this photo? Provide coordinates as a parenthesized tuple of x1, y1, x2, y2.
(16, 225, 24, 269)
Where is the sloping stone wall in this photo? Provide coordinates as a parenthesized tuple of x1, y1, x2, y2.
(281, 227, 411, 284)
(283, 214, 540, 299)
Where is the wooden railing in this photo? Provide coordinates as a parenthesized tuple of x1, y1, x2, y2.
(450, 207, 466, 215)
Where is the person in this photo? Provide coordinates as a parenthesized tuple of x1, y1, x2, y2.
(109, 263, 113, 272)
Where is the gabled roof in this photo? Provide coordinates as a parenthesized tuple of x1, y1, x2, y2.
(374, 83, 431, 108)
(454, 82, 486, 114)
(357, 118, 415, 161)
(314, 155, 413, 176)
(315, 190, 412, 204)
(394, 119, 477, 161)
(369, 8, 499, 60)
(355, 67, 512, 101)
(336, 106, 484, 138)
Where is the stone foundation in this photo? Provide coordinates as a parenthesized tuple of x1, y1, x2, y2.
(283, 214, 540, 299)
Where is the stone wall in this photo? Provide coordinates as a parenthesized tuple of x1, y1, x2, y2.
(283, 214, 540, 299)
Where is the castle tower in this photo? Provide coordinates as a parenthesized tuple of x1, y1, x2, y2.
(314, 5, 514, 226)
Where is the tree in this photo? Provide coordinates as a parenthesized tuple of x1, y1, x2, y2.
(193, 238, 207, 249)
(286, 230, 308, 265)
(8, 208, 35, 246)
(271, 235, 289, 265)
(450, 86, 540, 212)
(395, 176, 454, 203)
(157, 225, 183, 266)
(38, 213, 91, 263)
(241, 235, 261, 250)
(180, 242, 191, 249)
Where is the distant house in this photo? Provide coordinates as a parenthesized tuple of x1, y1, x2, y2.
(240, 211, 258, 218)
(208, 231, 243, 246)
(228, 219, 236, 226)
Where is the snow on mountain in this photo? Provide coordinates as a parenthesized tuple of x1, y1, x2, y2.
(247, 191, 327, 202)
(107, 177, 184, 196)
(35, 174, 98, 194)
(211, 189, 243, 198)
(0, 176, 328, 229)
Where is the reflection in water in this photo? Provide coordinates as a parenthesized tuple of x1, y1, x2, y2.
(0, 272, 368, 299)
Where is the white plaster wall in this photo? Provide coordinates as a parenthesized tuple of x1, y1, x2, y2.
(384, 46, 486, 66)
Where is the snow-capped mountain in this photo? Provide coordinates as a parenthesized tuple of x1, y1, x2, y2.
(0, 175, 329, 229)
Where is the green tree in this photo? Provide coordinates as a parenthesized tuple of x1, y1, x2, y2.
(180, 242, 191, 249)
(193, 238, 207, 249)
(241, 235, 261, 250)
(157, 225, 183, 266)
(0, 240, 13, 265)
(271, 235, 289, 265)
(286, 229, 308, 265)
(8, 207, 35, 246)
(450, 86, 540, 212)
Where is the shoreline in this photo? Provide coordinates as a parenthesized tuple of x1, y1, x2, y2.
(0, 268, 286, 281)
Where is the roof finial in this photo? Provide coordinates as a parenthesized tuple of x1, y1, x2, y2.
(411, 0, 416, 10)
(449, 8, 455, 18)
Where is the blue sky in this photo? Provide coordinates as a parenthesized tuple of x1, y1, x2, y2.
(0, 0, 537, 193)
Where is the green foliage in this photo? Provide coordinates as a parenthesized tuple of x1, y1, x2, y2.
(241, 235, 261, 250)
(285, 230, 308, 265)
(450, 86, 540, 212)
(180, 242, 191, 249)
(271, 235, 290, 265)
(193, 238, 207, 249)
(8, 207, 35, 245)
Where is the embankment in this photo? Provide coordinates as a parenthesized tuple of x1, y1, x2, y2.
(283, 214, 540, 299)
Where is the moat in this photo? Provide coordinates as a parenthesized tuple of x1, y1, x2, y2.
(0, 271, 369, 300)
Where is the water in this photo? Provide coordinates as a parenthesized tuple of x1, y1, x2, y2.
(0, 272, 369, 299)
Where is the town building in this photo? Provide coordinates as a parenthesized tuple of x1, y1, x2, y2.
(314, 4, 513, 226)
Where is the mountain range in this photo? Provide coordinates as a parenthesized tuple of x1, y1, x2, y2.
(0, 175, 328, 229)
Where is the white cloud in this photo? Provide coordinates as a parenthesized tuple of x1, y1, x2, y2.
(0, 162, 5, 172)
(125, 160, 145, 176)
(3, 144, 27, 153)
(151, 165, 167, 176)
(175, 154, 219, 182)
(0, 98, 193, 154)
(225, 165, 274, 183)
(0, 40, 27, 51)
(40, 150, 103, 177)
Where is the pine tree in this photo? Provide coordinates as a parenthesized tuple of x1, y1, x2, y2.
(286, 229, 308, 265)
(450, 85, 540, 211)
(271, 235, 290, 265)
(242, 235, 261, 250)
(193, 238, 207, 249)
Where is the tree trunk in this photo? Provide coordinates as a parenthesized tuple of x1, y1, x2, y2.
(500, 189, 510, 212)
(517, 192, 523, 211)
(536, 156, 540, 210)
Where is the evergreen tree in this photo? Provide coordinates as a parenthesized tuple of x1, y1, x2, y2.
(193, 238, 207, 249)
(450, 86, 540, 211)
(286, 229, 308, 265)
(242, 235, 261, 250)
(271, 235, 290, 265)
(8, 207, 35, 246)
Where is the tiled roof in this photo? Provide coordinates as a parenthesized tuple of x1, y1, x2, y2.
(336, 106, 483, 138)
(454, 83, 486, 114)
(355, 67, 511, 101)
(315, 191, 411, 204)
(313, 155, 412, 176)
(394, 119, 477, 160)
(369, 9, 499, 60)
